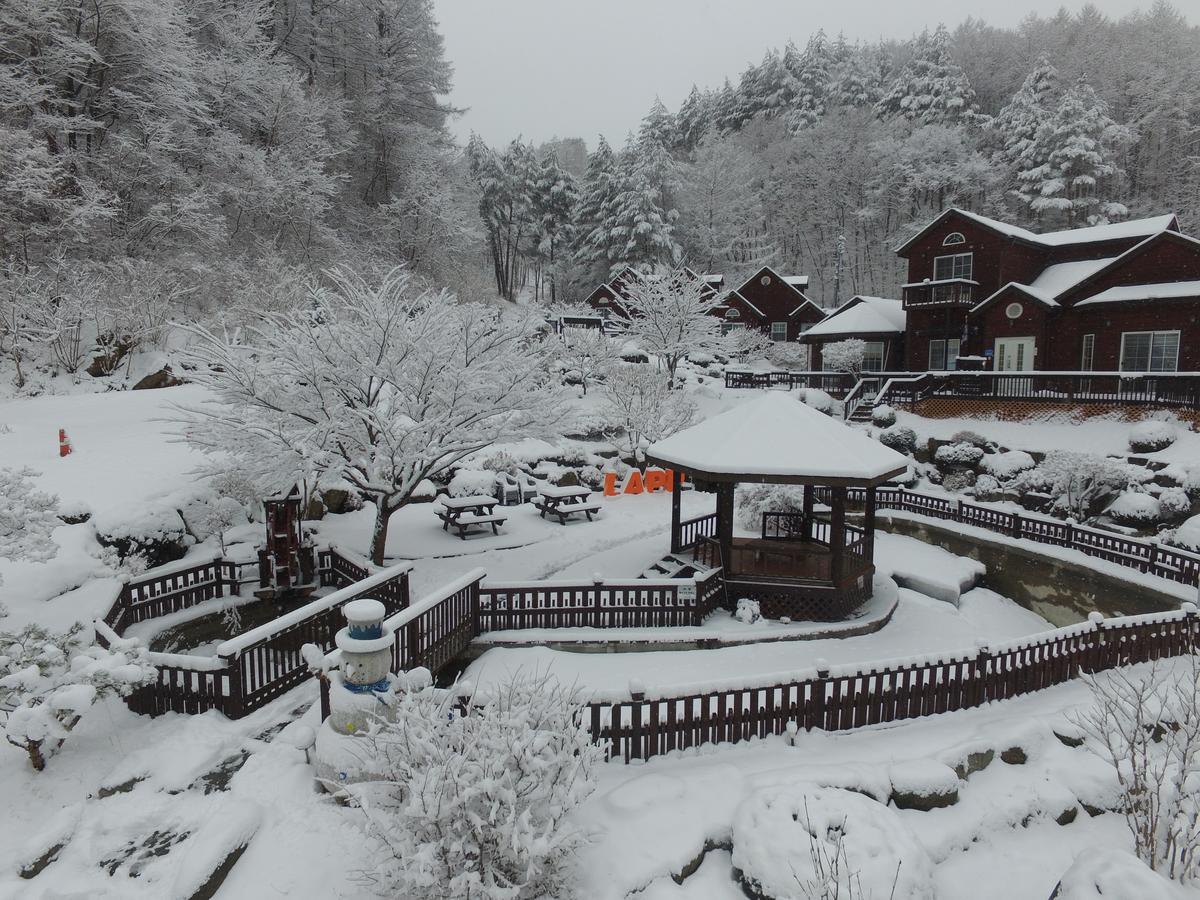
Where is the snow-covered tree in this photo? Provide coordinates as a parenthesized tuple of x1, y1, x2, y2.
(676, 134, 773, 274)
(467, 137, 539, 301)
(179, 267, 566, 564)
(1, 624, 155, 771)
(991, 57, 1060, 176)
(613, 267, 725, 386)
(674, 86, 714, 153)
(529, 152, 579, 304)
(0, 469, 59, 585)
(1072, 660, 1200, 883)
(603, 139, 679, 276)
(572, 136, 622, 279)
(786, 31, 836, 130)
(1015, 451, 1135, 521)
(553, 317, 620, 396)
(600, 365, 697, 463)
(1015, 77, 1134, 227)
(876, 25, 979, 125)
(349, 676, 605, 899)
(820, 338, 867, 378)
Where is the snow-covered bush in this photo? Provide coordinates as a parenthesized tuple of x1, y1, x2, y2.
(981, 450, 1036, 480)
(1053, 848, 1181, 900)
(949, 429, 990, 448)
(1129, 421, 1178, 454)
(1106, 491, 1161, 527)
(973, 473, 1001, 500)
(767, 341, 809, 369)
(799, 387, 835, 416)
(447, 469, 496, 498)
(821, 339, 867, 378)
(1071, 661, 1200, 883)
(1158, 488, 1192, 523)
(870, 404, 897, 427)
(0, 468, 59, 586)
(181, 495, 248, 554)
(1, 625, 155, 771)
(1015, 452, 1134, 521)
(95, 507, 187, 567)
(934, 441, 985, 468)
(879, 425, 918, 454)
(479, 450, 523, 475)
(942, 470, 977, 493)
(731, 785, 935, 900)
(736, 483, 806, 529)
(1168, 516, 1200, 552)
(349, 677, 604, 899)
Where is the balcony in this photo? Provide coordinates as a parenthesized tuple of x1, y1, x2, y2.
(902, 278, 977, 309)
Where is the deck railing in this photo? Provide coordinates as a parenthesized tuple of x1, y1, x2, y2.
(677, 511, 719, 551)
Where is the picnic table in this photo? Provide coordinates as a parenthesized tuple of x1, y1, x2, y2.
(534, 484, 602, 525)
(436, 494, 508, 540)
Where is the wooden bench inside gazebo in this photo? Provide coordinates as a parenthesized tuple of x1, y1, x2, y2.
(647, 392, 908, 621)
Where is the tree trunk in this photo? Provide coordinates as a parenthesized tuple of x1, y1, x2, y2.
(370, 499, 392, 566)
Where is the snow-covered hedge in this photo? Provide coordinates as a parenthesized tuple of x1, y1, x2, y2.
(934, 441, 985, 468)
(870, 404, 897, 427)
(1128, 420, 1178, 454)
(1159, 487, 1192, 522)
(1106, 491, 1161, 525)
(447, 469, 496, 498)
(1169, 515, 1200, 552)
(981, 449, 1036, 480)
(798, 387, 835, 416)
(879, 425, 918, 454)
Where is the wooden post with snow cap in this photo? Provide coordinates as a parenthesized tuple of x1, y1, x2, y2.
(1087, 611, 1106, 674)
(973, 639, 991, 706)
(1183, 602, 1198, 654)
(628, 679, 646, 763)
(812, 659, 830, 732)
(670, 468, 682, 552)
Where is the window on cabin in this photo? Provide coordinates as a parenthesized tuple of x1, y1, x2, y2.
(933, 252, 973, 282)
(863, 341, 885, 371)
(760, 275, 771, 286)
(1120, 331, 1179, 372)
(928, 338, 961, 371)
(722, 322, 745, 335)
(725, 308, 740, 319)
(1081, 334, 1095, 371)
(943, 232, 966, 246)
(770, 321, 787, 342)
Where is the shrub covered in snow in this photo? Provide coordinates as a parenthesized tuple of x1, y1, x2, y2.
(447, 468, 496, 498)
(735, 599, 762, 624)
(879, 424, 918, 454)
(934, 441, 985, 468)
(731, 785, 935, 900)
(1015, 452, 1134, 521)
(798, 387, 835, 416)
(950, 429, 990, 448)
(973, 473, 1001, 500)
(870, 404, 897, 427)
(1129, 420, 1178, 454)
(821, 338, 867, 378)
(1169, 516, 1200, 552)
(1052, 848, 1182, 900)
(736, 483, 806, 529)
(348, 677, 604, 899)
(1, 624, 155, 771)
(981, 449, 1036, 480)
(0, 468, 60, 583)
(1106, 491, 1162, 526)
(1158, 488, 1192, 523)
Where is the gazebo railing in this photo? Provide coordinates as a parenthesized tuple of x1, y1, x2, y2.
(678, 512, 719, 552)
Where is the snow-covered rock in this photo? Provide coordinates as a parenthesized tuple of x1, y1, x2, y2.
(1050, 848, 1185, 899)
(732, 785, 935, 900)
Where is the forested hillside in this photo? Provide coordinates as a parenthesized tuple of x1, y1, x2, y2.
(2, 0, 1199, 346)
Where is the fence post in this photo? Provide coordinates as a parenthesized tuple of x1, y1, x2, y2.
(257, 547, 270, 589)
(592, 574, 603, 628)
(471, 580, 482, 637)
(1011, 512, 1023, 540)
(1086, 611, 1105, 674)
(813, 660, 830, 731)
(1146, 539, 1159, 575)
(406, 618, 421, 671)
(629, 679, 646, 762)
(974, 640, 990, 706)
(222, 654, 244, 719)
(1184, 602, 1198, 654)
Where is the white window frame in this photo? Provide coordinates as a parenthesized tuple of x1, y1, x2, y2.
(724, 308, 741, 319)
(942, 232, 966, 246)
(933, 252, 973, 282)
(1080, 333, 1095, 371)
(770, 321, 788, 342)
(927, 338, 961, 371)
(1119, 330, 1179, 373)
(862, 341, 885, 372)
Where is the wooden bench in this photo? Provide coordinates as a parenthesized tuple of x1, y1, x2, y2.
(442, 510, 508, 540)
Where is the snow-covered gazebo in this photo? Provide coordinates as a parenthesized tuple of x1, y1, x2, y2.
(647, 392, 908, 621)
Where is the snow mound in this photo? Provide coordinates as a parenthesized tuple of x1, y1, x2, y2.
(1128, 420, 1177, 454)
(1170, 515, 1200, 552)
(1051, 848, 1184, 899)
(1106, 490, 1160, 523)
(981, 450, 1035, 479)
(731, 785, 935, 900)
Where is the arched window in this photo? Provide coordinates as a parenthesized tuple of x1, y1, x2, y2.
(725, 308, 741, 319)
(943, 232, 966, 246)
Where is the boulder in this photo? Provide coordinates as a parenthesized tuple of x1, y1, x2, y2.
(132, 367, 186, 390)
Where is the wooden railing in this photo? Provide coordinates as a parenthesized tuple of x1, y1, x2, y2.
(102, 554, 240, 634)
(586, 606, 1199, 761)
(678, 512, 719, 551)
(823, 487, 1200, 588)
(724, 370, 859, 397)
(902, 279, 976, 308)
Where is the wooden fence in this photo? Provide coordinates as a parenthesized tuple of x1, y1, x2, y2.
(102, 554, 242, 634)
(825, 487, 1200, 589)
(724, 370, 859, 396)
(586, 607, 1199, 761)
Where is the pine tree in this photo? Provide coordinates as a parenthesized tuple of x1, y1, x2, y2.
(573, 136, 621, 275)
(711, 78, 743, 134)
(828, 41, 890, 109)
(875, 25, 979, 125)
(1015, 76, 1134, 227)
(753, 49, 796, 120)
(604, 138, 679, 275)
(787, 30, 835, 130)
(992, 56, 1059, 174)
(530, 153, 579, 303)
(674, 86, 713, 153)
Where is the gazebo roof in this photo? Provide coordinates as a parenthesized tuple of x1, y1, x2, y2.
(646, 392, 909, 486)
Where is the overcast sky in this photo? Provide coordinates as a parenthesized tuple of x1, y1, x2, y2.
(433, 0, 1183, 147)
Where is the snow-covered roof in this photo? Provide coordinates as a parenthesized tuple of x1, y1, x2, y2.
(722, 289, 765, 318)
(1028, 257, 1118, 295)
(647, 392, 908, 484)
(971, 282, 1059, 312)
(895, 208, 1177, 254)
(1075, 280, 1200, 307)
(703, 274, 725, 284)
(804, 296, 905, 338)
(782, 275, 810, 288)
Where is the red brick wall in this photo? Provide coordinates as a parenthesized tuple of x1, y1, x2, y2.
(900, 214, 1048, 300)
(968, 290, 1056, 367)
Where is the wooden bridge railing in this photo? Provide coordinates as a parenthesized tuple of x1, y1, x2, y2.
(586, 606, 1199, 761)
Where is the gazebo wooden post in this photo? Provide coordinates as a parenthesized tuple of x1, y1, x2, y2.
(864, 486, 877, 563)
(829, 486, 847, 586)
(670, 468, 683, 553)
(716, 482, 735, 572)
(802, 485, 814, 541)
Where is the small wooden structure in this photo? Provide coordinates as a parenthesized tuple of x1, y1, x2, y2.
(258, 484, 314, 598)
(648, 392, 908, 621)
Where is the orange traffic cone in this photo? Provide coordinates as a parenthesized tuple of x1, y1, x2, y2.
(59, 428, 72, 457)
